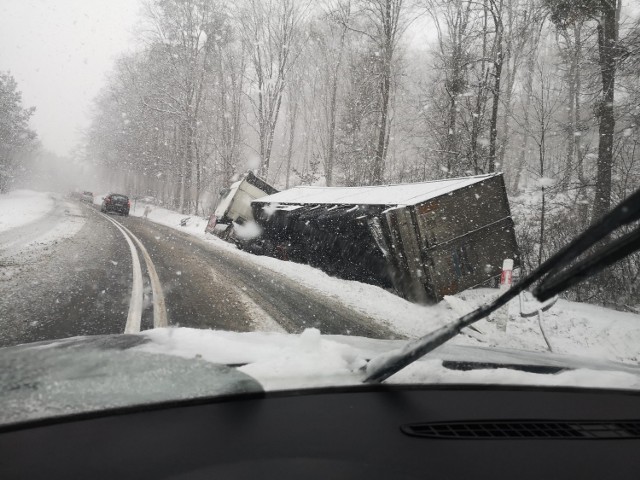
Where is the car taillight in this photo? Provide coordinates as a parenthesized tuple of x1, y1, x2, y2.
(128, 200, 131, 208)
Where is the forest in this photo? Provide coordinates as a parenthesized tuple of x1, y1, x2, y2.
(3, 0, 638, 308)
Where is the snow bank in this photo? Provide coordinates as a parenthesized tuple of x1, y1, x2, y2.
(0, 190, 55, 233)
(443, 288, 640, 365)
(0, 191, 86, 269)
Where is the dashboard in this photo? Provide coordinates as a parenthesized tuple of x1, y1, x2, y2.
(1, 384, 639, 479)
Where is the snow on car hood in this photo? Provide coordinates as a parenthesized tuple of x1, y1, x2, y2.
(136, 327, 640, 390)
(2, 327, 640, 427)
(0, 335, 261, 427)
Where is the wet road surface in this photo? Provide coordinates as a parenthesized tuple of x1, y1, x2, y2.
(0, 202, 395, 347)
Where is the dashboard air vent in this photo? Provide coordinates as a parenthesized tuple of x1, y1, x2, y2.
(401, 420, 640, 440)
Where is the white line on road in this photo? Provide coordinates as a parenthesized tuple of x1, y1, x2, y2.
(99, 213, 144, 334)
(117, 222, 168, 328)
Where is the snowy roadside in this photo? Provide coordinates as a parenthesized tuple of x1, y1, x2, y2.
(129, 202, 640, 365)
(0, 190, 86, 259)
(0, 190, 55, 233)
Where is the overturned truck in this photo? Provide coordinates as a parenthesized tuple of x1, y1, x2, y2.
(251, 173, 519, 304)
(206, 172, 278, 239)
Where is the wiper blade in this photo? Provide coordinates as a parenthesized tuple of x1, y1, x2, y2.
(364, 187, 640, 384)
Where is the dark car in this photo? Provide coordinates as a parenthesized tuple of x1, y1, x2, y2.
(101, 193, 130, 216)
(80, 191, 94, 203)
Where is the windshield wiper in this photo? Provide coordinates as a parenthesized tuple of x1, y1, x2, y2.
(364, 187, 640, 384)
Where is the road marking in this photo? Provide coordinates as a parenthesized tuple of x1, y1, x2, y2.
(117, 222, 168, 328)
(97, 210, 168, 329)
(98, 213, 144, 333)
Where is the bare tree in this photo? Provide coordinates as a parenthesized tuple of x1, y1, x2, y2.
(210, 27, 247, 189)
(238, 0, 308, 180)
(497, 0, 546, 182)
(545, 0, 623, 222)
(426, 0, 473, 176)
(139, 0, 223, 212)
(344, 0, 407, 184)
(315, 0, 352, 186)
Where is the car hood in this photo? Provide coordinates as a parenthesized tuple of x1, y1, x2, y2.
(1, 327, 639, 427)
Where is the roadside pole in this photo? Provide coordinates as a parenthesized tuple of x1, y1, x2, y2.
(494, 259, 513, 331)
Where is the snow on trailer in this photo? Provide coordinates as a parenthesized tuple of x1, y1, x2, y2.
(251, 173, 520, 304)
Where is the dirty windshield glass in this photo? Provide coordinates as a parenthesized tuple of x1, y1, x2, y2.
(0, 0, 639, 421)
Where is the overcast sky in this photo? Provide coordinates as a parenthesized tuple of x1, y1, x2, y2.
(1, 1, 637, 159)
(0, 0, 141, 157)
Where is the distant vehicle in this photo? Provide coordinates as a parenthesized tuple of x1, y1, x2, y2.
(101, 193, 130, 216)
(80, 191, 94, 203)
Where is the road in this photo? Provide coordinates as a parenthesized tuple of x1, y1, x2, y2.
(0, 199, 397, 347)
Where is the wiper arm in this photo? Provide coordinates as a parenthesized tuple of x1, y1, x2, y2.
(364, 187, 640, 384)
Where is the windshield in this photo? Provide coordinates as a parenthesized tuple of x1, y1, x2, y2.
(0, 0, 639, 424)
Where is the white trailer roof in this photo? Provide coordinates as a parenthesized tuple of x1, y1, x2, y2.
(254, 173, 498, 206)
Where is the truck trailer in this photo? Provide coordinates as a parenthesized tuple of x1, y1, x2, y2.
(251, 173, 519, 303)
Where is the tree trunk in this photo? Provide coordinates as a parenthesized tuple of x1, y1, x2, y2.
(538, 77, 546, 267)
(325, 25, 347, 187)
(372, 0, 400, 186)
(488, 5, 503, 173)
(373, 57, 391, 185)
(470, 1, 489, 174)
(592, 3, 618, 222)
(445, 94, 458, 176)
(183, 116, 195, 214)
(257, 77, 268, 178)
(575, 23, 585, 185)
(498, 64, 513, 177)
(564, 45, 576, 188)
(511, 18, 542, 192)
(285, 99, 299, 189)
(173, 124, 182, 211)
(497, 0, 514, 178)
